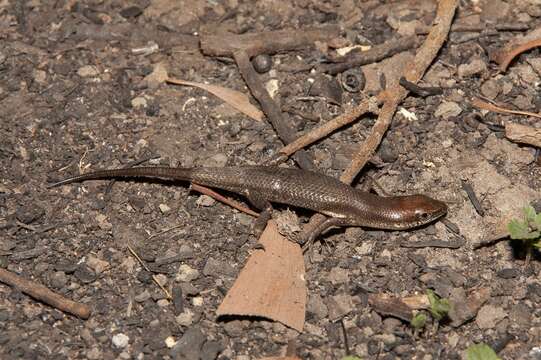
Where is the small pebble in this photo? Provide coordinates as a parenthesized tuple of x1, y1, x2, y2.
(159, 203, 171, 214)
(77, 65, 99, 77)
(252, 54, 272, 73)
(176, 310, 194, 327)
(176, 264, 200, 282)
(112, 333, 130, 348)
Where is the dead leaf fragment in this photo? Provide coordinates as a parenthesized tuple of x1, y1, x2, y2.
(216, 221, 306, 331)
(492, 37, 541, 72)
(167, 77, 263, 121)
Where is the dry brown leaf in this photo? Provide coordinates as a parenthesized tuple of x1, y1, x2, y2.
(505, 122, 541, 148)
(216, 220, 306, 332)
(167, 77, 263, 121)
(471, 97, 541, 119)
(492, 37, 541, 72)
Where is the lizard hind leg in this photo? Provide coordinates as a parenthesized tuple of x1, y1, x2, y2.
(300, 217, 355, 251)
(246, 192, 273, 238)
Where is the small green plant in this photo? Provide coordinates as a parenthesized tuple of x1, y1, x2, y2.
(427, 289, 450, 321)
(410, 312, 427, 330)
(466, 343, 501, 360)
(508, 206, 541, 253)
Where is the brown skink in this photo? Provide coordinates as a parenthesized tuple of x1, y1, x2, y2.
(49, 166, 447, 241)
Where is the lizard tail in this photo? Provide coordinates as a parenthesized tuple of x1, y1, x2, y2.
(47, 167, 194, 188)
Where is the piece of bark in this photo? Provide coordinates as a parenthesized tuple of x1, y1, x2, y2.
(368, 293, 414, 322)
(200, 26, 340, 57)
(216, 221, 306, 331)
(505, 122, 541, 148)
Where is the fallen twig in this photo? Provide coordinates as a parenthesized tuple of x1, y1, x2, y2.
(301, 0, 459, 244)
(398, 77, 443, 97)
(234, 50, 314, 170)
(461, 180, 485, 217)
(278, 97, 381, 159)
(342, 0, 458, 184)
(127, 245, 172, 299)
(200, 26, 340, 57)
(471, 97, 541, 119)
(491, 36, 541, 72)
(191, 183, 259, 217)
(318, 36, 418, 75)
(0, 268, 91, 319)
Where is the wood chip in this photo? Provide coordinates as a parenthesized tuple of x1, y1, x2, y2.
(505, 122, 541, 148)
(216, 221, 306, 331)
(167, 77, 263, 121)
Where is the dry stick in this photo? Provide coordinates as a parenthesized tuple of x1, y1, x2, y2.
(302, 0, 459, 243)
(200, 26, 340, 57)
(0, 268, 91, 319)
(191, 183, 259, 217)
(471, 97, 541, 120)
(279, 97, 381, 158)
(234, 50, 314, 170)
(491, 37, 541, 72)
(318, 36, 418, 75)
(127, 245, 172, 299)
(342, 0, 459, 184)
(201, 26, 341, 171)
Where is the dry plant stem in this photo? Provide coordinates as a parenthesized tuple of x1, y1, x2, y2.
(471, 97, 541, 119)
(0, 268, 91, 319)
(127, 245, 172, 299)
(342, 0, 459, 184)
(234, 50, 314, 170)
(191, 183, 259, 217)
(492, 37, 541, 71)
(319, 36, 418, 75)
(200, 26, 340, 57)
(279, 97, 380, 158)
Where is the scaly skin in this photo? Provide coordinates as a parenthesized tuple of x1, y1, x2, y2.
(49, 165, 447, 234)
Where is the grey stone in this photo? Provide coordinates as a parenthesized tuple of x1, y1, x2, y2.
(200, 341, 224, 360)
(170, 326, 206, 360)
(307, 293, 328, 321)
(50, 271, 68, 289)
(327, 293, 353, 321)
(202, 258, 236, 277)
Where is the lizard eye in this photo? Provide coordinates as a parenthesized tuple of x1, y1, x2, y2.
(416, 210, 430, 220)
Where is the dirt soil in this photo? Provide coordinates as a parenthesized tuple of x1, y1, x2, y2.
(2, 0, 541, 359)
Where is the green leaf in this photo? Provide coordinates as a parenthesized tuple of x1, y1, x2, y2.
(341, 356, 362, 360)
(410, 312, 427, 329)
(466, 343, 501, 360)
(524, 206, 537, 222)
(427, 290, 450, 321)
(508, 219, 539, 240)
(534, 212, 541, 231)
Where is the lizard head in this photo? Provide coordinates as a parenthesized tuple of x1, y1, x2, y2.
(380, 194, 448, 230)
